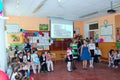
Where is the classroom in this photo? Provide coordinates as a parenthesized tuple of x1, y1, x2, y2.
(0, 0, 120, 80)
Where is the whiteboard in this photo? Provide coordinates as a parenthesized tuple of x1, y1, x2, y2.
(100, 25, 113, 36)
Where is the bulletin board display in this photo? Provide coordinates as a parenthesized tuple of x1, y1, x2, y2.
(100, 24, 113, 36)
(26, 31, 51, 50)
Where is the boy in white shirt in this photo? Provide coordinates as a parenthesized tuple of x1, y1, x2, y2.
(94, 47, 102, 63)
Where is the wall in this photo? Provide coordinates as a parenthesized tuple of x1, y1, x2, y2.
(83, 13, 120, 42)
(74, 21, 84, 36)
(6, 16, 50, 30)
(115, 14, 120, 28)
(84, 14, 115, 41)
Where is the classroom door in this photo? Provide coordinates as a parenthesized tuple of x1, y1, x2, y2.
(89, 31, 94, 39)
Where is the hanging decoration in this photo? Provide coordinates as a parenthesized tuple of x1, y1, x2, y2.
(23, 32, 27, 37)
(39, 31, 43, 35)
(34, 32, 39, 36)
(20, 29, 26, 33)
(0, 11, 2, 16)
(0, 1, 3, 12)
(99, 38, 104, 42)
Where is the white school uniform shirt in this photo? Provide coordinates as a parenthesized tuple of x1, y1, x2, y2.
(88, 43, 96, 50)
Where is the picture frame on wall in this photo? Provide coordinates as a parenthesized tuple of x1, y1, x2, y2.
(39, 24, 48, 31)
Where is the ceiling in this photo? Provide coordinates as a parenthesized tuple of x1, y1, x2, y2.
(3, 0, 120, 21)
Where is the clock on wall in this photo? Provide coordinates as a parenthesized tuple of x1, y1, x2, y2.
(104, 19, 108, 25)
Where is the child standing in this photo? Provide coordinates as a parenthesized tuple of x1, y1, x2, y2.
(88, 39, 96, 68)
(81, 39, 91, 70)
(66, 47, 73, 72)
(46, 51, 54, 72)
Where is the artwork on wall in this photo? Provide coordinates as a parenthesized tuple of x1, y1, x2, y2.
(39, 24, 48, 31)
(11, 34, 20, 42)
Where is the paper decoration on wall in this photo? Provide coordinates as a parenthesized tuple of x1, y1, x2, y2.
(27, 32, 50, 50)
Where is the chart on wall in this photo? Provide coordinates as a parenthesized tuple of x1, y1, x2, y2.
(100, 24, 113, 36)
(6, 24, 20, 34)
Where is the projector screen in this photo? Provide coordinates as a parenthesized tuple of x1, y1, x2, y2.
(50, 18, 74, 38)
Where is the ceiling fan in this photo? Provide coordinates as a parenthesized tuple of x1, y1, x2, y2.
(32, 0, 48, 13)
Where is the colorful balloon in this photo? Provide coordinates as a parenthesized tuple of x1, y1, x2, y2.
(99, 38, 104, 42)
(0, 11, 2, 16)
(23, 32, 26, 37)
(0, 1, 3, 12)
(39, 31, 43, 35)
(21, 29, 26, 33)
(0, 70, 9, 80)
(34, 32, 39, 36)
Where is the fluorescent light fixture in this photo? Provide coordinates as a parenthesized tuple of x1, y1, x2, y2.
(58, 0, 61, 2)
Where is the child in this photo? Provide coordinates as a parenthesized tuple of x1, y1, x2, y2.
(46, 51, 54, 72)
(88, 39, 96, 68)
(113, 50, 120, 68)
(66, 47, 73, 72)
(94, 47, 102, 63)
(26, 51, 31, 70)
(40, 52, 47, 73)
(80, 39, 91, 70)
(108, 49, 114, 67)
(17, 51, 23, 63)
(11, 63, 21, 80)
(31, 50, 40, 74)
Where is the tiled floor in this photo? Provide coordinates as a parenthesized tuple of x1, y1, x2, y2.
(31, 61, 120, 80)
